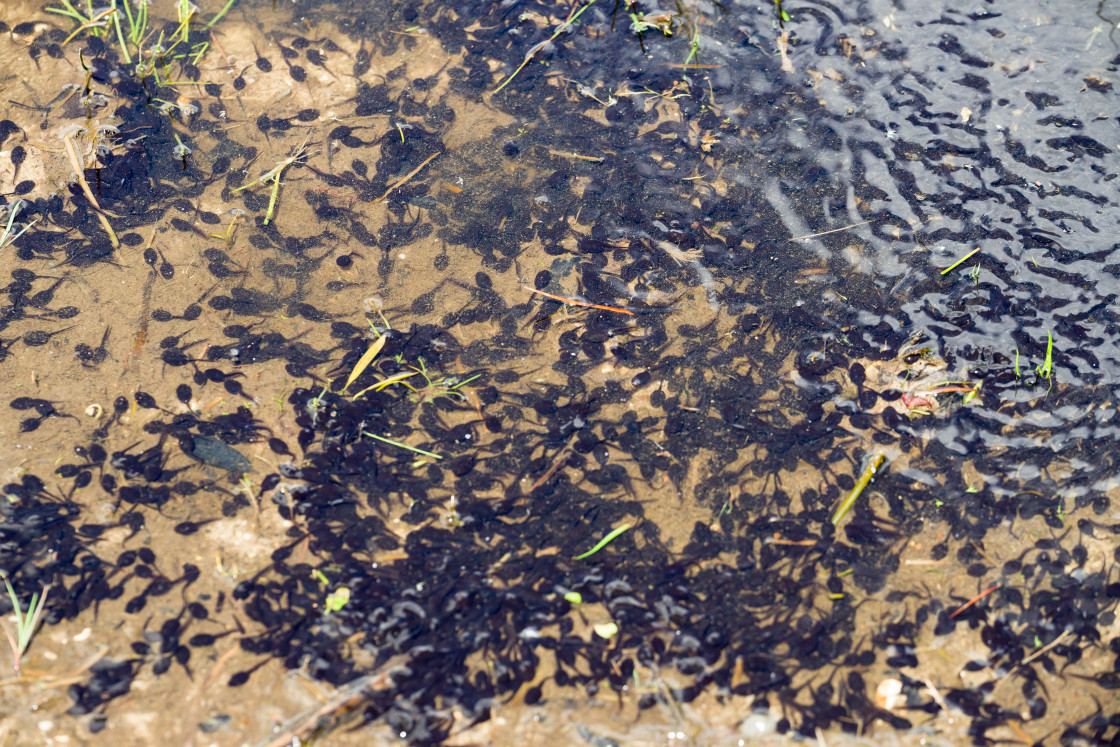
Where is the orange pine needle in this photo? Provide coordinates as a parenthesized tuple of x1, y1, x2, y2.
(524, 285, 634, 315)
(950, 583, 1001, 618)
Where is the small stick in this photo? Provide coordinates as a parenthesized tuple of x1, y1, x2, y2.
(547, 148, 605, 162)
(993, 631, 1072, 695)
(949, 582, 1001, 619)
(1016, 631, 1066, 671)
(789, 220, 870, 241)
(182, 644, 240, 747)
(767, 537, 818, 547)
(373, 152, 440, 203)
(1007, 721, 1034, 745)
(922, 677, 951, 716)
(830, 452, 886, 525)
(62, 134, 119, 248)
(524, 285, 634, 315)
(258, 655, 411, 747)
(527, 444, 571, 493)
(915, 386, 977, 397)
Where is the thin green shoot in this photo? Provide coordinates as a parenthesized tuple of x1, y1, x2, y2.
(684, 17, 702, 65)
(207, 210, 243, 244)
(60, 6, 116, 47)
(496, 1, 596, 93)
(189, 41, 209, 66)
(1036, 331, 1053, 381)
(307, 385, 329, 414)
(349, 370, 419, 401)
(574, 523, 632, 560)
(1014, 348, 1020, 379)
(264, 172, 281, 225)
(231, 134, 316, 224)
(1, 577, 51, 675)
(940, 246, 981, 275)
(44, 0, 95, 25)
(176, 0, 194, 44)
(121, 0, 138, 42)
(363, 432, 442, 460)
(171, 131, 191, 164)
(375, 308, 393, 331)
(1, 201, 38, 249)
(109, 2, 131, 63)
(206, 0, 239, 29)
(831, 452, 886, 526)
(401, 360, 480, 403)
(447, 373, 482, 392)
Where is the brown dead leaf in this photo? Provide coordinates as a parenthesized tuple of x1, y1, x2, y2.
(776, 32, 795, 73)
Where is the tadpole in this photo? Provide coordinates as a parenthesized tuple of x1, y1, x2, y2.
(251, 41, 272, 72)
(75, 326, 111, 367)
(232, 64, 252, 91)
(305, 48, 336, 79)
(287, 63, 307, 83)
(27, 276, 66, 307)
(134, 391, 161, 410)
(23, 325, 75, 346)
(158, 250, 174, 280)
(10, 144, 26, 181)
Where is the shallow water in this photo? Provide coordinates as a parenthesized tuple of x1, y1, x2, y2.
(1, 0, 1119, 744)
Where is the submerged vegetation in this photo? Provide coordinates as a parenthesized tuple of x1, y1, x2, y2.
(1, 0, 1119, 744)
(1, 576, 50, 676)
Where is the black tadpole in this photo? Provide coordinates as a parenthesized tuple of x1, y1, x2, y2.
(23, 325, 75, 346)
(251, 41, 272, 73)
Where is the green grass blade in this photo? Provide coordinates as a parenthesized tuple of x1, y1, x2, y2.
(206, 0, 239, 28)
(941, 246, 981, 275)
(44, 6, 91, 22)
(111, 5, 132, 64)
(831, 453, 886, 526)
(363, 432, 442, 459)
(574, 523, 632, 560)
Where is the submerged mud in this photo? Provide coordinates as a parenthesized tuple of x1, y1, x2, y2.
(1, 0, 1119, 744)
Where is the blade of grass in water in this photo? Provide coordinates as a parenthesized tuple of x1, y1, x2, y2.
(574, 523, 632, 560)
(831, 453, 886, 525)
(941, 247, 980, 275)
